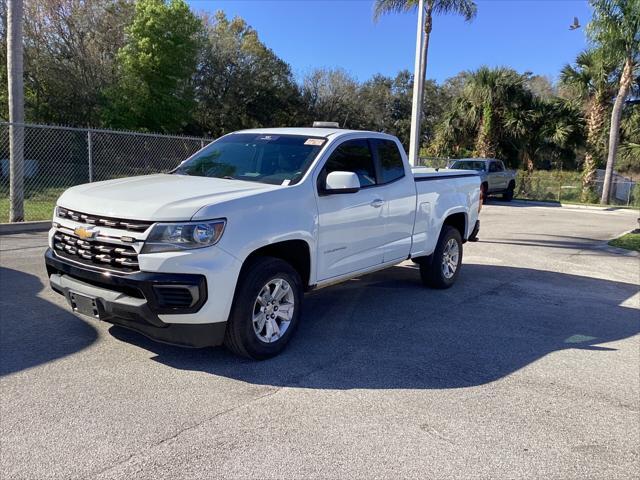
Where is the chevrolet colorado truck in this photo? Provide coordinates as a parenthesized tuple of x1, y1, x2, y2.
(45, 128, 481, 359)
(449, 158, 516, 201)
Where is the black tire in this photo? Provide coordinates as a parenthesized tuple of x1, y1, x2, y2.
(224, 257, 302, 360)
(481, 183, 489, 204)
(419, 226, 463, 289)
(502, 182, 515, 201)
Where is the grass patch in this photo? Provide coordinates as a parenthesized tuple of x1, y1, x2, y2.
(0, 187, 63, 222)
(608, 230, 640, 252)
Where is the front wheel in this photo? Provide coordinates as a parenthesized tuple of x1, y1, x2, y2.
(419, 226, 463, 289)
(224, 257, 302, 359)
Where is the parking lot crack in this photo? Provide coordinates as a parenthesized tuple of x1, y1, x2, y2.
(91, 386, 282, 478)
(419, 423, 457, 446)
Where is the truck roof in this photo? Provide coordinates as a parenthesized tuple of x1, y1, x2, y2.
(235, 127, 390, 139)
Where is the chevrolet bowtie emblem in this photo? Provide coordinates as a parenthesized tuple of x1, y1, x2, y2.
(74, 226, 98, 240)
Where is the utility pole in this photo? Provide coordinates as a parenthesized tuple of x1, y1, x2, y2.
(8, 0, 25, 222)
(408, 0, 425, 167)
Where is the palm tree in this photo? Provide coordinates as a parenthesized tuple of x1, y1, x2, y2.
(506, 98, 584, 180)
(373, 0, 477, 144)
(440, 67, 530, 159)
(429, 67, 530, 158)
(560, 48, 617, 201)
(587, 0, 640, 204)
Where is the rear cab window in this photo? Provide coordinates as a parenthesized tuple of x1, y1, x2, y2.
(451, 161, 486, 172)
(374, 139, 405, 184)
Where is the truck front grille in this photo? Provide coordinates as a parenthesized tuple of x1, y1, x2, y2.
(57, 207, 152, 233)
(53, 231, 139, 273)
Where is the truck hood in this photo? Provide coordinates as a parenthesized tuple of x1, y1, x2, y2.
(57, 174, 279, 221)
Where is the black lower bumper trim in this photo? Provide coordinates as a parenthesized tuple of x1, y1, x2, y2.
(109, 317, 227, 349)
(45, 248, 225, 348)
(45, 248, 207, 315)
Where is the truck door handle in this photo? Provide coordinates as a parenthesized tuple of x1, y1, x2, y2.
(370, 199, 385, 208)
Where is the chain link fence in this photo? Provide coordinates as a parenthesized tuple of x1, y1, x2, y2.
(419, 157, 639, 207)
(514, 170, 639, 207)
(2, 125, 638, 222)
(0, 122, 214, 222)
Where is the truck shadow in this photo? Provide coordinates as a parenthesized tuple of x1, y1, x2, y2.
(0, 266, 98, 377)
(109, 263, 640, 390)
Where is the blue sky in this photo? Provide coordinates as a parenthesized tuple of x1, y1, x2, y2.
(188, 0, 592, 84)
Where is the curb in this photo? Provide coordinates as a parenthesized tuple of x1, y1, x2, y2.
(511, 199, 639, 212)
(0, 221, 51, 235)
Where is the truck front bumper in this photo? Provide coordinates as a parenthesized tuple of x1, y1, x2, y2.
(45, 249, 227, 347)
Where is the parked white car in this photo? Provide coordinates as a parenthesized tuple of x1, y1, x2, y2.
(45, 128, 481, 359)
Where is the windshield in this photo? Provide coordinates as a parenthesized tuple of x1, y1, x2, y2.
(174, 133, 326, 185)
(451, 160, 486, 172)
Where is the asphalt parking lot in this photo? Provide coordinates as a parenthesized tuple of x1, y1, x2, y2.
(1, 203, 639, 479)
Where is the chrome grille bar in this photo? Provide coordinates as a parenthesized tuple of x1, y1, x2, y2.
(57, 207, 152, 233)
(52, 230, 140, 272)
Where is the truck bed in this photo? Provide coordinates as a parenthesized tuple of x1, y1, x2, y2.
(409, 166, 481, 259)
(412, 166, 479, 181)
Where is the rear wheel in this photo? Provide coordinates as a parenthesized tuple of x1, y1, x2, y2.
(481, 183, 489, 204)
(224, 257, 302, 359)
(420, 226, 463, 289)
(502, 182, 515, 201)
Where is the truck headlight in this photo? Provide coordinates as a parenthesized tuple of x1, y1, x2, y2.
(141, 219, 226, 254)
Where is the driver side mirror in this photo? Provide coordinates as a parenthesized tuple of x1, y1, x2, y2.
(323, 171, 360, 194)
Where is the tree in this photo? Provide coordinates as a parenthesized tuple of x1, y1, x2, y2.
(506, 97, 584, 191)
(194, 12, 301, 137)
(428, 66, 584, 180)
(616, 93, 640, 173)
(104, 0, 202, 132)
(301, 68, 361, 128)
(0, 0, 133, 126)
(525, 74, 556, 100)
(560, 48, 617, 200)
(587, 0, 640, 203)
(434, 67, 531, 159)
(373, 0, 477, 150)
(357, 71, 412, 147)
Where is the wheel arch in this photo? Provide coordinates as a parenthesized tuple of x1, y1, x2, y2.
(240, 239, 312, 290)
(442, 211, 467, 241)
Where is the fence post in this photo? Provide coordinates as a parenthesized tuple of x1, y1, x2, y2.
(8, 0, 25, 222)
(87, 129, 93, 182)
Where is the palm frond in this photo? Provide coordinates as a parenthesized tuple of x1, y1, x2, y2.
(373, 0, 478, 22)
(433, 0, 478, 21)
(373, 0, 418, 22)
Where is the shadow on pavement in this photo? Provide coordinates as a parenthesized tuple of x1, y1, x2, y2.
(486, 198, 562, 207)
(480, 237, 604, 251)
(489, 198, 635, 211)
(109, 263, 640, 390)
(0, 266, 98, 376)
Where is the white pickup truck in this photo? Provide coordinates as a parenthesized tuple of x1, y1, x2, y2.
(46, 127, 481, 359)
